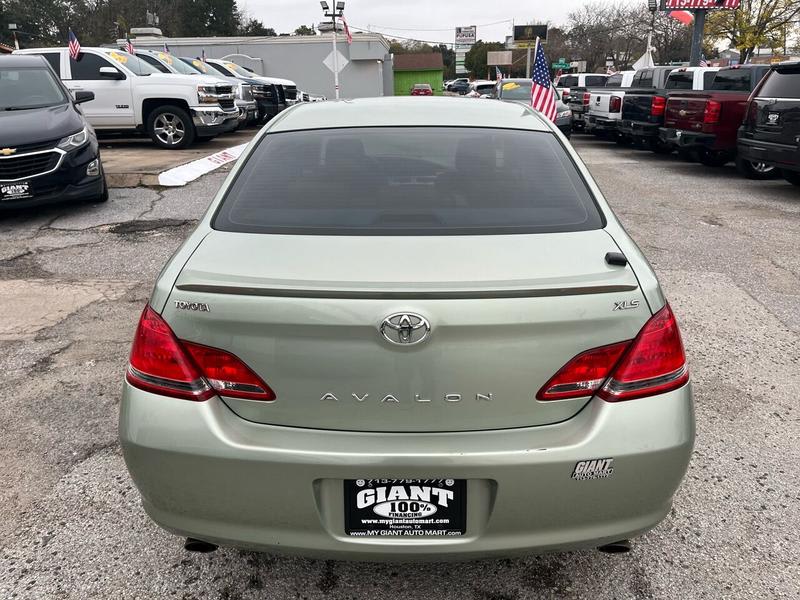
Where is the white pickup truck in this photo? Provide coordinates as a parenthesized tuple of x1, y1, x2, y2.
(584, 71, 637, 138)
(15, 47, 239, 149)
(554, 72, 609, 104)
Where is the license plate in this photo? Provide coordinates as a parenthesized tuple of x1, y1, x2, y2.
(0, 181, 32, 201)
(344, 479, 466, 537)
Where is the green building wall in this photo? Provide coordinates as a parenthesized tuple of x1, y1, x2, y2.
(393, 69, 444, 96)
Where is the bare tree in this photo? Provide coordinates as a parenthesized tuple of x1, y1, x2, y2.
(706, 0, 800, 61)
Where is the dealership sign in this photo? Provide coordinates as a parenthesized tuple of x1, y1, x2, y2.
(513, 24, 548, 48)
(455, 26, 477, 46)
(663, 0, 740, 8)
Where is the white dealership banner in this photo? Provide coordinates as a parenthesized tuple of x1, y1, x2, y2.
(158, 143, 249, 187)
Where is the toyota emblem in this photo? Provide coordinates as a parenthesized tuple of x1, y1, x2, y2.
(379, 313, 431, 346)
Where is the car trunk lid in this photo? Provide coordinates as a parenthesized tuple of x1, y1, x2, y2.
(163, 230, 650, 433)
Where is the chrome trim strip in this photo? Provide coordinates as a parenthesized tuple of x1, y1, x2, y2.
(174, 283, 639, 300)
(0, 148, 66, 183)
(127, 365, 211, 395)
(603, 364, 688, 395)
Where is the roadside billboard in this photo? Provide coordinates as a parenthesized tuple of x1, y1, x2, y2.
(487, 51, 513, 66)
(513, 24, 548, 48)
(663, 0, 740, 8)
(455, 26, 476, 74)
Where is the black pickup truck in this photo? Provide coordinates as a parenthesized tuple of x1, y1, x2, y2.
(737, 61, 800, 186)
(619, 66, 680, 152)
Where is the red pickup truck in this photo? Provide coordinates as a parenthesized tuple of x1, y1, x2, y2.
(658, 65, 771, 175)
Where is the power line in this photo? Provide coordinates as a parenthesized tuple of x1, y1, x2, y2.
(354, 19, 513, 32)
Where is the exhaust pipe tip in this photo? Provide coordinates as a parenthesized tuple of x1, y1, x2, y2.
(597, 539, 632, 554)
(184, 537, 218, 553)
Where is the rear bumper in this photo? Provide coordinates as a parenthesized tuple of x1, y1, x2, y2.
(586, 116, 619, 132)
(620, 120, 660, 138)
(738, 136, 800, 172)
(120, 383, 694, 561)
(659, 128, 716, 150)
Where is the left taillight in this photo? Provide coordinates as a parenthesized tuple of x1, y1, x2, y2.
(126, 305, 275, 402)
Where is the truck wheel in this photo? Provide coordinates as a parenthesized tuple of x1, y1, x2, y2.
(148, 106, 195, 150)
(697, 149, 730, 167)
(736, 156, 777, 180)
(781, 170, 800, 186)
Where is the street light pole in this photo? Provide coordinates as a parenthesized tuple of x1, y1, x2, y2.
(689, 9, 706, 67)
(321, 1, 345, 99)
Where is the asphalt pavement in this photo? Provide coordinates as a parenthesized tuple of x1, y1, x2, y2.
(0, 136, 798, 599)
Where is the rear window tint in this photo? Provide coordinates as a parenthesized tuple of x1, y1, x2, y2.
(605, 74, 623, 87)
(214, 127, 603, 236)
(558, 76, 578, 88)
(665, 72, 693, 89)
(711, 69, 753, 91)
(585, 75, 607, 87)
(758, 67, 800, 98)
(702, 71, 716, 89)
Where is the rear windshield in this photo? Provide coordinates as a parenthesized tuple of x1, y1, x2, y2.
(665, 71, 694, 89)
(605, 73, 623, 87)
(585, 75, 607, 87)
(214, 127, 603, 235)
(558, 75, 578, 88)
(711, 68, 752, 91)
(758, 67, 800, 98)
(500, 80, 532, 100)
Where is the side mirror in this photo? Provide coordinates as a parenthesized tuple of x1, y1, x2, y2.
(74, 90, 95, 104)
(99, 66, 124, 80)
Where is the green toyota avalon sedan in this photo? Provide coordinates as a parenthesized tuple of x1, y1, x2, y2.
(120, 97, 694, 560)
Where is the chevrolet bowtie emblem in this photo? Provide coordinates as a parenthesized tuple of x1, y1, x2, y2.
(0, 148, 16, 156)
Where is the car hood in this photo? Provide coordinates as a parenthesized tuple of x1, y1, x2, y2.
(139, 73, 230, 87)
(0, 103, 84, 148)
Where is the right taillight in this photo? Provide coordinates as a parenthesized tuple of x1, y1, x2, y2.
(126, 305, 275, 402)
(609, 95, 622, 113)
(703, 100, 722, 124)
(651, 95, 666, 117)
(536, 303, 688, 403)
(599, 304, 689, 402)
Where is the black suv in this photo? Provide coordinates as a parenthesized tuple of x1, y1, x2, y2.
(738, 62, 800, 186)
(0, 54, 107, 209)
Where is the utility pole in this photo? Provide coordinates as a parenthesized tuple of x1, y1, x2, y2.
(689, 9, 706, 66)
(320, 1, 345, 99)
(525, 46, 532, 78)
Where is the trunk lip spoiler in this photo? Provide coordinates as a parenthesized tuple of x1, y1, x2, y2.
(174, 283, 638, 300)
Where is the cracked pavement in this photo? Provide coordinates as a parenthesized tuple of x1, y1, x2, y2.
(0, 139, 798, 599)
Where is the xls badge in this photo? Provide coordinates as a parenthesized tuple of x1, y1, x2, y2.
(572, 458, 614, 480)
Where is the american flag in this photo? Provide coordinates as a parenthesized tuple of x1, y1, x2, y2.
(125, 37, 135, 55)
(530, 39, 557, 122)
(68, 29, 81, 60)
(340, 15, 352, 44)
(496, 66, 503, 81)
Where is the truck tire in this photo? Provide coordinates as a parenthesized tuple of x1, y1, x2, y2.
(781, 170, 800, 186)
(697, 149, 731, 167)
(147, 105, 195, 150)
(736, 155, 777, 180)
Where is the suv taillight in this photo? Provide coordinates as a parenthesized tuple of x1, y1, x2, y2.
(703, 100, 722, 124)
(583, 92, 591, 105)
(537, 304, 688, 402)
(744, 99, 757, 125)
(126, 305, 276, 402)
(610, 95, 622, 113)
(651, 95, 666, 117)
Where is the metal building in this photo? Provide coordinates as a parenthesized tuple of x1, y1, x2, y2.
(122, 32, 393, 99)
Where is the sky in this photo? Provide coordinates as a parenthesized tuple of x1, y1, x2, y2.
(240, 0, 588, 45)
